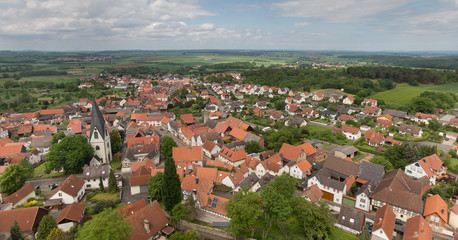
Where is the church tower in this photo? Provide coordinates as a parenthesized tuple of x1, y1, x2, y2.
(89, 100, 112, 165)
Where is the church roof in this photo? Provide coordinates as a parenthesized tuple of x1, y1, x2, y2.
(90, 99, 107, 140)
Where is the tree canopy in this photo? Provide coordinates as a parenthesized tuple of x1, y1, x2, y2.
(46, 134, 94, 174)
(76, 208, 133, 240)
(109, 130, 122, 154)
(161, 136, 177, 159)
(163, 157, 182, 212)
(10, 220, 24, 240)
(169, 230, 200, 240)
(148, 172, 164, 202)
(244, 141, 264, 154)
(37, 215, 57, 240)
(0, 164, 28, 194)
(226, 187, 263, 238)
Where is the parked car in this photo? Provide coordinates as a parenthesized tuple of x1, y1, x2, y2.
(48, 184, 58, 190)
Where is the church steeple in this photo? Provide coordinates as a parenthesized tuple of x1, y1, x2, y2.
(90, 99, 107, 140)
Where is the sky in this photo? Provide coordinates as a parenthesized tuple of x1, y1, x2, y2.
(0, 0, 457, 51)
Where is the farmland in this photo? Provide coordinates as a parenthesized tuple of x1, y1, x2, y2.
(371, 84, 433, 107)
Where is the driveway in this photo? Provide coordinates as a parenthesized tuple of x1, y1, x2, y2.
(420, 141, 454, 153)
(120, 172, 149, 204)
(195, 209, 230, 224)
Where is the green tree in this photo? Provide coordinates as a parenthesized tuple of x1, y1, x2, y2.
(226, 187, 263, 238)
(76, 208, 133, 240)
(183, 197, 197, 221)
(47, 227, 66, 240)
(370, 156, 394, 171)
(428, 119, 442, 131)
(260, 184, 292, 238)
(108, 169, 118, 193)
(244, 141, 264, 154)
(46, 134, 94, 174)
(161, 136, 178, 159)
(169, 230, 200, 240)
(0, 164, 28, 194)
(51, 132, 66, 145)
(37, 215, 57, 240)
(163, 156, 182, 212)
(170, 203, 185, 225)
(19, 158, 34, 178)
(148, 172, 164, 201)
(360, 224, 370, 240)
(99, 176, 105, 192)
(10, 220, 24, 240)
(291, 198, 335, 239)
(109, 130, 122, 154)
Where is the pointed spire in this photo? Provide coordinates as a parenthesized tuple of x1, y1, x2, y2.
(90, 99, 107, 140)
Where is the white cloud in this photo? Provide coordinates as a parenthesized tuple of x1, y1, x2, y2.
(294, 22, 309, 26)
(272, 0, 418, 23)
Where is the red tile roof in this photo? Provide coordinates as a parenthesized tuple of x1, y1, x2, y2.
(57, 175, 85, 197)
(57, 202, 85, 224)
(279, 143, 303, 162)
(180, 113, 195, 125)
(404, 215, 432, 240)
(118, 200, 146, 217)
(300, 184, 323, 203)
(3, 183, 35, 206)
(219, 147, 247, 163)
(423, 194, 448, 223)
(0, 207, 48, 232)
(373, 204, 396, 240)
(172, 146, 203, 163)
(342, 125, 360, 135)
(128, 201, 169, 240)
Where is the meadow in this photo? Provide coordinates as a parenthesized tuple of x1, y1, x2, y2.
(371, 84, 433, 106)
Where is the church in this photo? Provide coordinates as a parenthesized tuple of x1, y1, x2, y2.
(89, 100, 112, 165)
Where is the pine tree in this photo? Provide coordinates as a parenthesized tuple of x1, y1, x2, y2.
(108, 169, 117, 193)
(162, 156, 182, 212)
(10, 220, 24, 240)
(99, 176, 104, 192)
(37, 215, 57, 240)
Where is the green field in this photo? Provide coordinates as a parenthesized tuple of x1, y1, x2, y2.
(429, 82, 458, 93)
(371, 84, 434, 106)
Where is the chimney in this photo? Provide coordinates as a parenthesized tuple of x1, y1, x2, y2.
(144, 219, 150, 233)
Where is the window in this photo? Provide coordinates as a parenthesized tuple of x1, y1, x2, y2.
(350, 218, 354, 224)
(96, 146, 100, 150)
(94, 131, 99, 139)
(58, 193, 62, 197)
(360, 199, 366, 203)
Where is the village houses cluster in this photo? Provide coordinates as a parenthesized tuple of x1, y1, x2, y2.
(0, 72, 458, 239)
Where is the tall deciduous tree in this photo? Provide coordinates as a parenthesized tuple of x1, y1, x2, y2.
(108, 169, 117, 193)
(109, 130, 122, 154)
(75, 209, 133, 240)
(291, 198, 335, 239)
(46, 134, 94, 174)
(162, 157, 182, 212)
(10, 220, 24, 240)
(260, 184, 292, 238)
(0, 164, 28, 194)
(161, 136, 177, 160)
(37, 215, 57, 240)
(169, 230, 200, 240)
(226, 187, 263, 238)
(244, 141, 264, 154)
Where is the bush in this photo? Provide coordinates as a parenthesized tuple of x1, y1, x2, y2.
(437, 150, 444, 157)
(86, 192, 97, 202)
(27, 197, 36, 202)
(24, 200, 37, 207)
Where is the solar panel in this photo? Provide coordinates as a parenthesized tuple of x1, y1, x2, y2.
(211, 198, 218, 208)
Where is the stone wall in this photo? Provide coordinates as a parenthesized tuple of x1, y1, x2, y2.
(177, 221, 234, 240)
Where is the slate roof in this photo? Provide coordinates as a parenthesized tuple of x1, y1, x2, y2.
(358, 161, 385, 182)
(323, 155, 359, 177)
(338, 206, 365, 232)
(90, 99, 107, 140)
(82, 165, 110, 180)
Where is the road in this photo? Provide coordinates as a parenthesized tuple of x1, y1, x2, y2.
(155, 127, 186, 147)
(26, 174, 79, 189)
(206, 87, 228, 119)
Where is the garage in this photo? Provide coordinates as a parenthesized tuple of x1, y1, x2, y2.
(322, 190, 334, 201)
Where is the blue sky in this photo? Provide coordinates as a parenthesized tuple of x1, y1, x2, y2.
(0, 0, 457, 51)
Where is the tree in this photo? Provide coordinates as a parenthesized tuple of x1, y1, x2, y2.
(428, 119, 442, 131)
(163, 157, 182, 212)
(260, 184, 292, 238)
(47, 228, 66, 240)
(19, 158, 34, 178)
(226, 187, 263, 238)
(170, 203, 185, 225)
(169, 230, 200, 240)
(360, 224, 370, 240)
(46, 134, 94, 174)
(76, 208, 133, 240)
(37, 215, 57, 240)
(161, 136, 178, 159)
(291, 198, 335, 239)
(10, 220, 24, 240)
(244, 141, 263, 154)
(108, 169, 117, 193)
(51, 132, 66, 145)
(0, 164, 28, 194)
(99, 176, 105, 192)
(182, 197, 197, 221)
(370, 156, 394, 171)
(109, 130, 122, 154)
(148, 172, 164, 201)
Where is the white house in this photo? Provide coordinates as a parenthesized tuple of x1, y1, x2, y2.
(355, 181, 376, 212)
(3, 183, 36, 208)
(82, 165, 111, 189)
(449, 205, 458, 229)
(57, 202, 85, 232)
(341, 126, 362, 140)
(49, 175, 86, 204)
(404, 154, 446, 185)
(289, 160, 312, 180)
(343, 96, 355, 105)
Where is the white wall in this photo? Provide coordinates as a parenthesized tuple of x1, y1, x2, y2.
(84, 178, 108, 189)
(355, 193, 370, 212)
(13, 191, 36, 208)
(58, 222, 75, 232)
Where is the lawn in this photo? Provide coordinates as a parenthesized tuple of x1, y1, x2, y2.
(371, 84, 433, 107)
(329, 227, 358, 240)
(92, 192, 119, 201)
(110, 157, 122, 170)
(429, 82, 458, 93)
(33, 163, 65, 179)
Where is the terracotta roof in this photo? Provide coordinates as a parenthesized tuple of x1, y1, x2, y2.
(298, 142, 316, 156)
(451, 204, 458, 215)
(278, 143, 303, 162)
(206, 160, 232, 171)
(57, 175, 85, 197)
(229, 127, 248, 141)
(118, 200, 146, 217)
(196, 167, 218, 182)
(342, 125, 360, 135)
(0, 207, 48, 232)
(300, 184, 323, 203)
(296, 160, 312, 172)
(17, 124, 33, 135)
(214, 122, 231, 134)
(0, 137, 13, 147)
(339, 114, 354, 121)
(40, 108, 64, 115)
(130, 166, 151, 186)
(3, 183, 35, 206)
(128, 201, 169, 240)
(181, 175, 198, 191)
(373, 204, 395, 240)
(219, 147, 247, 163)
(172, 146, 203, 163)
(404, 215, 432, 240)
(180, 113, 195, 125)
(56, 202, 85, 224)
(365, 131, 385, 144)
(0, 144, 25, 157)
(131, 159, 156, 173)
(224, 116, 242, 128)
(423, 194, 448, 223)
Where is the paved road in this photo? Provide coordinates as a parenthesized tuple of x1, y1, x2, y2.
(156, 127, 187, 147)
(26, 175, 78, 189)
(206, 87, 228, 119)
